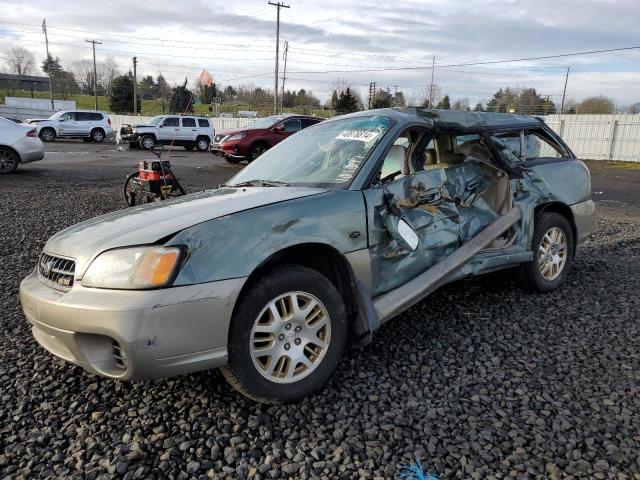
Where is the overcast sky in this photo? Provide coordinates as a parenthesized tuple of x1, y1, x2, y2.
(1, 0, 639, 106)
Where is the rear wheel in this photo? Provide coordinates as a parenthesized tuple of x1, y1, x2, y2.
(221, 265, 347, 403)
(90, 128, 106, 143)
(196, 136, 210, 152)
(39, 128, 56, 142)
(123, 172, 148, 206)
(248, 142, 269, 162)
(521, 212, 574, 292)
(0, 147, 19, 174)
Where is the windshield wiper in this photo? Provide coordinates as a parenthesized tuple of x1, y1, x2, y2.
(225, 179, 289, 187)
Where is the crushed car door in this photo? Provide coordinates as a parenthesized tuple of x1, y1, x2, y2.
(364, 130, 514, 297)
(364, 130, 461, 297)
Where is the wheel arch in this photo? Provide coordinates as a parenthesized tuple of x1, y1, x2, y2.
(233, 242, 376, 346)
(0, 144, 22, 163)
(534, 201, 577, 256)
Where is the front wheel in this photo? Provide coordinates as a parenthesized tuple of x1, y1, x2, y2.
(248, 142, 269, 162)
(221, 265, 347, 404)
(139, 135, 155, 150)
(521, 212, 574, 292)
(39, 128, 56, 142)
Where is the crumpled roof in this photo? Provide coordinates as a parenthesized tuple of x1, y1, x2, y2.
(339, 107, 544, 130)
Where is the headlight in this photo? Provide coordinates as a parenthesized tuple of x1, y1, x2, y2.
(83, 246, 184, 289)
(226, 132, 246, 141)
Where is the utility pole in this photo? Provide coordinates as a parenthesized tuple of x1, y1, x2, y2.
(560, 66, 570, 115)
(268, 1, 289, 115)
(393, 85, 399, 107)
(280, 40, 289, 113)
(41, 18, 54, 110)
(368, 81, 377, 109)
(132, 56, 138, 114)
(85, 39, 102, 110)
(428, 56, 435, 108)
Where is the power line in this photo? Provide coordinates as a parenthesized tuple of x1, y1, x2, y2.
(268, 1, 290, 114)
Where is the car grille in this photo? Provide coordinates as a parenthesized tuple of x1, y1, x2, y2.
(38, 253, 75, 290)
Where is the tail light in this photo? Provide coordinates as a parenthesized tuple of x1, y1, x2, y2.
(26, 129, 37, 137)
(107, 117, 112, 126)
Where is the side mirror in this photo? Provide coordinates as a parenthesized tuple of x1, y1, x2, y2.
(159, 123, 164, 128)
(384, 215, 419, 252)
(274, 124, 285, 132)
(59, 118, 65, 122)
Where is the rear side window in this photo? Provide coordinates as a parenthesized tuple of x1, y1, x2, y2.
(198, 118, 210, 128)
(301, 118, 320, 128)
(163, 117, 179, 127)
(491, 129, 569, 166)
(182, 118, 196, 127)
(76, 112, 103, 121)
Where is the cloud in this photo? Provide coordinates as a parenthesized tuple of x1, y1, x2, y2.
(0, 0, 639, 104)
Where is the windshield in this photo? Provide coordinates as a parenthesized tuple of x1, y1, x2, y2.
(244, 116, 282, 129)
(148, 116, 164, 125)
(228, 115, 392, 187)
(48, 112, 63, 120)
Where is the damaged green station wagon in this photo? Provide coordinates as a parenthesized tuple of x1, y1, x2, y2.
(20, 108, 595, 403)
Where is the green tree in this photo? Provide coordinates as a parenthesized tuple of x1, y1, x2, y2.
(41, 56, 79, 99)
(330, 90, 339, 110)
(437, 95, 451, 109)
(169, 79, 194, 114)
(335, 88, 359, 114)
(109, 72, 140, 113)
(473, 102, 485, 112)
(372, 88, 394, 109)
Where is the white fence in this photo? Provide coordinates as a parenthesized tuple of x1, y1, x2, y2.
(543, 114, 640, 162)
(110, 114, 253, 140)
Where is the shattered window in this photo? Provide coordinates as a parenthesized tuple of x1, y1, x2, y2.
(228, 115, 392, 187)
(492, 130, 568, 165)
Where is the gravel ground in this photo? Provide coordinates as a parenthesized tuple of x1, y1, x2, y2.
(1, 148, 639, 479)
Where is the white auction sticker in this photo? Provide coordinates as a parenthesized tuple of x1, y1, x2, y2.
(336, 129, 380, 142)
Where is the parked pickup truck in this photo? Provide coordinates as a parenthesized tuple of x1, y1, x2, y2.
(120, 115, 214, 151)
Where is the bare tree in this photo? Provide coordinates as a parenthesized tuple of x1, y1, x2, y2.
(71, 59, 95, 94)
(98, 55, 120, 95)
(4, 46, 35, 75)
(576, 96, 615, 114)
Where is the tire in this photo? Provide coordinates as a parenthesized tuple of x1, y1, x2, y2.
(139, 135, 155, 150)
(196, 136, 210, 152)
(248, 142, 269, 162)
(184, 145, 195, 151)
(39, 127, 56, 142)
(521, 212, 574, 292)
(90, 128, 106, 143)
(221, 265, 347, 404)
(0, 146, 19, 174)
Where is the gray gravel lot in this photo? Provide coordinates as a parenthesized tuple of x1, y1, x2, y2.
(1, 144, 639, 479)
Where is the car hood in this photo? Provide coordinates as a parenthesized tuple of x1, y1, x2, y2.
(216, 128, 252, 138)
(45, 186, 329, 277)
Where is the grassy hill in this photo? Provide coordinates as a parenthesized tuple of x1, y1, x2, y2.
(1, 90, 333, 118)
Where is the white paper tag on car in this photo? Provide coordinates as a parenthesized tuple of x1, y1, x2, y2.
(398, 219, 419, 251)
(336, 130, 380, 142)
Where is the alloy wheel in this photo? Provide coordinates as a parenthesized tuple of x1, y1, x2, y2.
(538, 226, 568, 281)
(0, 149, 18, 173)
(250, 291, 331, 384)
(198, 139, 209, 151)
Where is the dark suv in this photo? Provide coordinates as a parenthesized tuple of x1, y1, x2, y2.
(211, 115, 322, 162)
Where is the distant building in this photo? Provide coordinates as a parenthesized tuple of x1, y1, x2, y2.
(0, 73, 50, 93)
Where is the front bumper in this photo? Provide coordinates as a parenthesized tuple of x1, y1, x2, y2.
(211, 141, 247, 159)
(19, 271, 246, 380)
(570, 199, 596, 243)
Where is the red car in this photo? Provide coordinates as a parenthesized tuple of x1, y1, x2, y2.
(211, 115, 322, 163)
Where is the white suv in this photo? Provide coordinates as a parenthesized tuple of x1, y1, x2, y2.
(121, 115, 215, 152)
(34, 110, 113, 143)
